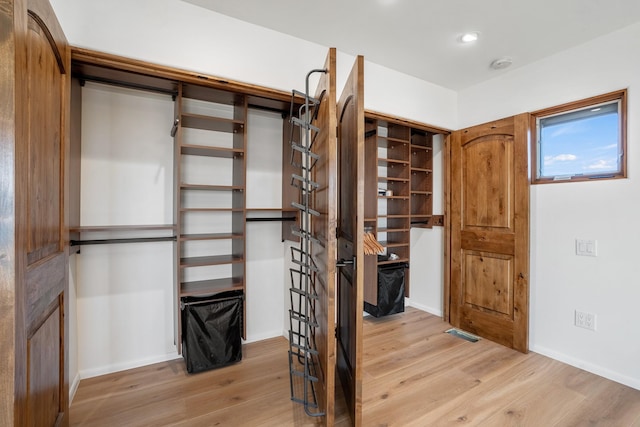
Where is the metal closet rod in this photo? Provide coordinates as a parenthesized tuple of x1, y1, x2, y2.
(246, 217, 297, 222)
(70, 236, 177, 246)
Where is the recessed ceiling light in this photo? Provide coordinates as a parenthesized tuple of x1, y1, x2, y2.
(459, 32, 479, 43)
(490, 57, 513, 70)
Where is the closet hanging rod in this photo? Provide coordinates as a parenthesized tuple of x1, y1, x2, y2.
(245, 217, 297, 222)
(76, 74, 178, 97)
(70, 236, 177, 247)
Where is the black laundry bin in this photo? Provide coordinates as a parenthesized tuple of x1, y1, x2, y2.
(364, 262, 408, 318)
(181, 290, 243, 374)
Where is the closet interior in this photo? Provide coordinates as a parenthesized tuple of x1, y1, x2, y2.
(68, 48, 447, 378)
(69, 49, 297, 364)
(363, 112, 446, 315)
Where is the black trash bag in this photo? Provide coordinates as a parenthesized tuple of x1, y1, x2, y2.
(365, 263, 407, 318)
(181, 290, 243, 374)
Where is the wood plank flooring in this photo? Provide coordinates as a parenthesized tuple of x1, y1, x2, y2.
(70, 307, 640, 426)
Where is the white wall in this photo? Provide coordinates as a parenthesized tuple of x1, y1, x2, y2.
(409, 134, 445, 316)
(458, 23, 640, 390)
(245, 109, 289, 342)
(75, 83, 176, 379)
(49, 0, 457, 130)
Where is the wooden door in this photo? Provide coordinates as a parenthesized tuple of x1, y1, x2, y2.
(309, 48, 338, 425)
(336, 55, 365, 426)
(450, 115, 529, 353)
(1, 0, 70, 425)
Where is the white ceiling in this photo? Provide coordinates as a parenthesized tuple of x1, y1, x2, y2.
(182, 0, 640, 90)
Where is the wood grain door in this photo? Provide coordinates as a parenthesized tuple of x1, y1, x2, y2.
(336, 55, 365, 426)
(3, 0, 70, 425)
(450, 115, 529, 353)
(310, 48, 338, 426)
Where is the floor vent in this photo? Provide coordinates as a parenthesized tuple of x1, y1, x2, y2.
(445, 328, 480, 343)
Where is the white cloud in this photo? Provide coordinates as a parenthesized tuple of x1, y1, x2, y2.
(586, 159, 615, 170)
(544, 154, 577, 165)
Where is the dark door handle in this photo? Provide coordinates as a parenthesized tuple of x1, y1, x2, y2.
(336, 258, 354, 268)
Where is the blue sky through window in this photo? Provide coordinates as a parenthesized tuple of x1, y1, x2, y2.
(539, 111, 619, 177)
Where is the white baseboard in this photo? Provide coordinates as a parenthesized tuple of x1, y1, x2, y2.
(69, 372, 81, 404)
(530, 344, 640, 391)
(243, 330, 283, 344)
(405, 299, 443, 317)
(79, 351, 181, 379)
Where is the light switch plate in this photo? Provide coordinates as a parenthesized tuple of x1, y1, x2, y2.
(576, 239, 598, 256)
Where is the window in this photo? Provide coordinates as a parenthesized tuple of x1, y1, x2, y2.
(531, 90, 627, 184)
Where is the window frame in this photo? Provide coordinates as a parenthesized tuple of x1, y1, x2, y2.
(530, 89, 627, 185)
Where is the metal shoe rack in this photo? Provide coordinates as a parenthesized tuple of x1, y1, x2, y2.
(287, 69, 326, 417)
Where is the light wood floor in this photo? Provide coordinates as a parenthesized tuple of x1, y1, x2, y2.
(70, 307, 640, 426)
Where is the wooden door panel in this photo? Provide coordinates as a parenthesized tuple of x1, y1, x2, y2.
(462, 135, 513, 230)
(463, 251, 513, 315)
(26, 5, 66, 264)
(450, 115, 529, 353)
(461, 230, 515, 254)
(336, 55, 364, 427)
(27, 306, 61, 426)
(309, 48, 337, 425)
(25, 252, 65, 328)
(14, 0, 70, 425)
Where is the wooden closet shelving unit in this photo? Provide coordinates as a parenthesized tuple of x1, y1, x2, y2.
(173, 83, 248, 345)
(363, 111, 444, 307)
(69, 47, 300, 355)
(410, 129, 434, 227)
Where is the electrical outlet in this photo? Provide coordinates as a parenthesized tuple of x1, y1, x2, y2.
(575, 310, 596, 331)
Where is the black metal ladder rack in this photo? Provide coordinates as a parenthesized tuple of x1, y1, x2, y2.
(287, 70, 326, 417)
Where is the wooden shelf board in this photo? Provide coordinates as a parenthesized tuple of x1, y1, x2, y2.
(180, 207, 244, 213)
(180, 113, 244, 133)
(411, 167, 432, 174)
(182, 84, 245, 105)
(246, 207, 296, 212)
(378, 158, 410, 167)
(377, 228, 410, 233)
(179, 233, 243, 241)
(181, 144, 244, 158)
(378, 195, 410, 200)
(377, 176, 409, 183)
(411, 223, 432, 229)
(180, 254, 243, 268)
(70, 224, 176, 232)
(377, 214, 410, 219)
(378, 258, 409, 266)
(410, 144, 432, 151)
(379, 241, 410, 248)
(377, 136, 410, 146)
(180, 277, 244, 297)
(411, 191, 433, 196)
(180, 184, 244, 191)
(245, 208, 298, 220)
